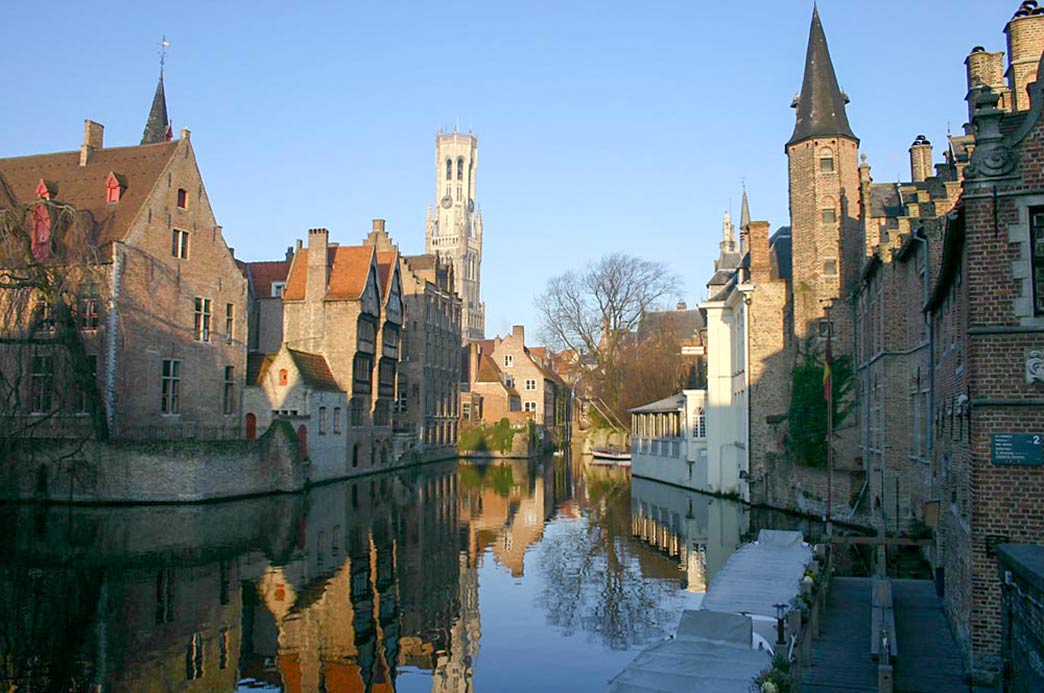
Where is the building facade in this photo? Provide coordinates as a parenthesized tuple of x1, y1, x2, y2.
(425, 131, 485, 342)
(0, 76, 247, 443)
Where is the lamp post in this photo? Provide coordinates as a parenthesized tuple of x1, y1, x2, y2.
(774, 602, 788, 647)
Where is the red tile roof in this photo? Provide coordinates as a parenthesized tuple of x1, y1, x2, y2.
(283, 245, 374, 301)
(246, 260, 291, 298)
(0, 141, 179, 247)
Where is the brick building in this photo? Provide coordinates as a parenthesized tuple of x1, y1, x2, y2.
(362, 219, 462, 455)
(0, 74, 247, 441)
(242, 254, 291, 353)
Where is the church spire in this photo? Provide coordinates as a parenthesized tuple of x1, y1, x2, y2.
(787, 6, 857, 147)
(739, 185, 751, 229)
(142, 37, 173, 145)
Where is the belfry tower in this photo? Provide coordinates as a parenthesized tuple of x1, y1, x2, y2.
(786, 6, 860, 351)
(426, 130, 485, 342)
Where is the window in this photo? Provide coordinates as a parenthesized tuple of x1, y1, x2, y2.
(185, 632, 203, 680)
(172, 229, 189, 259)
(1031, 208, 1044, 314)
(819, 319, 833, 339)
(350, 397, 364, 428)
(821, 207, 836, 223)
(79, 283, 100, 330)
(161, 359, 180, 414)
(524, 401, 537, 412)
(357, 319, 377, 352)
(446, 159, 453, 180)
(319, 406, 327, 434)
(223, 366, 235, 415)
(105, 174, 124, 203)
(505, 376, 514, 389)
(279, 368, 288, 386)
(333, 406, 342, 434)
(692, 407, 706, 438)
(353, 354, 373, 393)
(819, 148, 834, 172)
(462, 402, 472, 420)
(30, 354, 53, 413)
(524, 379, 537, 391)
(457, 157, 464, 180)
(504, 354, 513, 367)
(75, 354, 97, 414)
(194, 298, 212, 341)
(177, 188, 188, 209)
(271, 281, 286, 298)
(823, 258, 838, 276)
(33, 299, 56, 333)
(225, 303, 234, 344)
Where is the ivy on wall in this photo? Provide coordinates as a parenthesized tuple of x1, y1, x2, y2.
(787, 341, 855, 468)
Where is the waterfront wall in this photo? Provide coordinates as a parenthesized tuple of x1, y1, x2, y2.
(996, 545, 1044, 692)
(0, 421, 305, 503)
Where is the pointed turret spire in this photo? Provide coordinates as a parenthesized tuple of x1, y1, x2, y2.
(739, 185, 751, 229)
(720, 210, 735, 253)
(787, 6, 857, 146)
(142, 37, 173, 145)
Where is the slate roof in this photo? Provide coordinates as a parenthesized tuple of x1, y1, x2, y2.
(245, 260, 290, 299)
(770, 227, 792, 281)
(638, 308, 704, 341)
(788, 6, 857, 146)
(0, 140, 179, 248)
(870, 184, 905, 218)
(629, 393, 685, 414)
(283, 245, 375, 301)
(142, 74, 172, 144)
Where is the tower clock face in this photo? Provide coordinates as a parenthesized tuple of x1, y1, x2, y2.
(440, 194, 452, 209)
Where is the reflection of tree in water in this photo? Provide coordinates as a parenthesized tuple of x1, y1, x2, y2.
(536, 469, 681, 650)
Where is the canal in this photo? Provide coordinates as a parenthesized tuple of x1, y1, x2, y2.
(0, 456, 825, 692)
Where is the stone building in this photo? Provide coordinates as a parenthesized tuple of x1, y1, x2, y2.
(0, 74, 247, 441)
(425, 130, 485, 342)
(362, 219, 462, 455)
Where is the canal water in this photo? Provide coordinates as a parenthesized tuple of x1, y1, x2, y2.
(0, 456, 825, 692)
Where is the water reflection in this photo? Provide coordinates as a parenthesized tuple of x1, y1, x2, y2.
(0, 457, 819, 692)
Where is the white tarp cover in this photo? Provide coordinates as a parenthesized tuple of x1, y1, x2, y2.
(700, 529, 811, 617)
(608, 610, 771, 693)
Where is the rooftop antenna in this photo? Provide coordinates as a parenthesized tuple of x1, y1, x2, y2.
(159, 35, 170, 76)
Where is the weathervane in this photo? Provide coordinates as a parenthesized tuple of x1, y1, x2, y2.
(159, 35, 171, 75)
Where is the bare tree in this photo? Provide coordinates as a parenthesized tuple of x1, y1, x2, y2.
(535, 253, 680, 414)
(0, 197, 107, 463)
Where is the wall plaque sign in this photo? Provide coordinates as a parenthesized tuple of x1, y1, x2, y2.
(991, 433, 1044, 466)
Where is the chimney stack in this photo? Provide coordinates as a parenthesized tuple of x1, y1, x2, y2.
(677, 301, 688, 311)
(746, 221, 772, 282)
(909, 135, 933, 182)
(286, 246, 295, 262)
(306, 228, 330, 300)
(80, 120, 104, 167)
(373, 219, 386, 233)
(512, 325, 525, 343)
(1005, 3, 1044, 111)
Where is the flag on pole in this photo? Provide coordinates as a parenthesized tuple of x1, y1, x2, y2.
(823, 342, 832, 403)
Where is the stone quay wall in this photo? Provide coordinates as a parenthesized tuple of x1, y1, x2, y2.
(996, 545, 1044, 692)
(1, 421, 305, 503)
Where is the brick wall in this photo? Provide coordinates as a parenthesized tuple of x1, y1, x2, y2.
(996, 545, 1044, 691)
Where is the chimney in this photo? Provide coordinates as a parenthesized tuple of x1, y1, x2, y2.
(306, 228, 330, 301)
(373, 219, 386, 233)
(909, 135, 933, 182)
(512, 325, 525, 343)
(469, 343, 480, 386)
(80, 120, 104, 167)
(677, 301, 687, 311)
(286, 246, 294, 262)
(747, 221, 772, 282)
(1005, 4, 1044, 111)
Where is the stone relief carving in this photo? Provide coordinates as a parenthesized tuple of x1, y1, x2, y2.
(1026, 350, 1044, 384)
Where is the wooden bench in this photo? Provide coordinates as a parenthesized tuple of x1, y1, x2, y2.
(870, 578, 898, 664)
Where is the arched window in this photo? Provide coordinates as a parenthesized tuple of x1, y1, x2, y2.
(445, 159, 453, 180)
(457, 157, 464, 180)
(819, 147, 834, 173)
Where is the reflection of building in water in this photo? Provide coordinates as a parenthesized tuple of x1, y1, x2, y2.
(458, 460, 551, 577)
(630, 477, 749, 592)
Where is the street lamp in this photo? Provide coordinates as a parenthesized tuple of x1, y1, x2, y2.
(774, 603, 788, 646)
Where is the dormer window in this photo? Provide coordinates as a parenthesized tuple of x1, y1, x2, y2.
(271, 281, 286, 298)
(35, 179, 57, 200)
(177, 188, 188, 209)
(106, 172, 126, 203)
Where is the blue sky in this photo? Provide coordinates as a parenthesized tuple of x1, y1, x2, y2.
(0, 1, 1013, 338)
